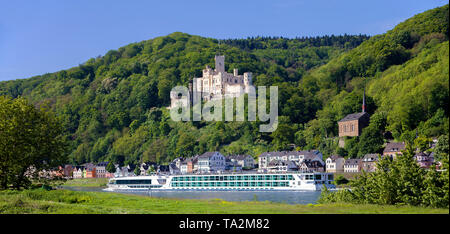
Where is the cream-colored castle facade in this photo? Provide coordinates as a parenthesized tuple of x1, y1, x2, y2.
(194, 55, 253, 101)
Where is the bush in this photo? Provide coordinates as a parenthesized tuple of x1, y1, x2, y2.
(334, 175, 349, 185)
(319, 143, 449, 208)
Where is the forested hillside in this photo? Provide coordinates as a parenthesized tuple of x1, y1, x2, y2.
(296, 4, 449, 157)
(0, 4, 448, 166)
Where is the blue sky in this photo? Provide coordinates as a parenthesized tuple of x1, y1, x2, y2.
(0, 0, 447, 81)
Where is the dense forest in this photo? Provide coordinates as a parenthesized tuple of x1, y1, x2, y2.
(0, 4, 448, 167)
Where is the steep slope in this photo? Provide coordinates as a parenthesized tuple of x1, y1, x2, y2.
(0, 4, 447, 164)
(0, 32, 366, 165)
(298, 4, 448, 157)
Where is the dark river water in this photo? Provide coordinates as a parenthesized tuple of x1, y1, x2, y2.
(63, 186, 322, 204)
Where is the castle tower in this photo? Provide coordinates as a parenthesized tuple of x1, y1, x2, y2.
(244, 72, 252, 93)
(244, 72, 252, 85)
(215, 55, 225, 73)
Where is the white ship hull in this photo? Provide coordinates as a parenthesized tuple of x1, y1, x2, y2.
(105, 172, 335, 192)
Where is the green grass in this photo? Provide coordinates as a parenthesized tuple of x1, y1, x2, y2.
(62, 178, 110, 187)
(0, 189, 447, 214)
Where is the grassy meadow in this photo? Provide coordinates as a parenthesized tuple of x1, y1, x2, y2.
(62, 178, 110, 187)
(0, 189, 447, 214)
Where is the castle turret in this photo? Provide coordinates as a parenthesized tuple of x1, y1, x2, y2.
(244, 72, 252, 85)
(244, 72, 252, 93)
(215, 55, 225, 73)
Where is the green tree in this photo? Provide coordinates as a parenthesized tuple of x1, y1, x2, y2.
(106, 161, 116, 173)
(414, 135, 432, 152)
(434, 134, 449, 162)
(134, 167, 141, 176)
(319, 141, 449, 208)
(357, 112, 387, 157)
(0, 96, 68, 189)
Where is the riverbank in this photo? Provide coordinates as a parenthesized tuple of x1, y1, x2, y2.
(62, 178, 109, 187)
(0, 189, 447, 214)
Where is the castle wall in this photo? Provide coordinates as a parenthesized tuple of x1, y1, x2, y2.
(180, 55, 253, 102)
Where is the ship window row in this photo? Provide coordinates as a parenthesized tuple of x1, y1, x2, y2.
(172, 175, 294, 182)
(171, 181, 289, 187)
(303, 175, 322, 180)
(128, 185, 161, 188)
(111, 179, 152, 185)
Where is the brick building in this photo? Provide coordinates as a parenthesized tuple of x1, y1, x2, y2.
(338, 86, 370, 138)
(338, 112, 370, 137)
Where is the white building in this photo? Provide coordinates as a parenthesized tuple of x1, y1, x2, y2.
(170, 55, 254, 108)
(325, 155, 345, 173)
(197, 151, 226, 173)
(72, 167, 84, 179)
(95, 162, 108, 178)
(169, 157, 184, 174)
(266, 160, 298, 172)
(114, 164, 134, 177)
(195, 55, 253, 101)
(226, 155, 255, 169)
(180, 161, 188, 174)
(258, 150, 324, 172)
(344, 158, 362, 173)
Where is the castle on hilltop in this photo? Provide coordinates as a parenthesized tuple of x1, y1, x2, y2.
(170, 55, 253, 107)
(194, 55, 253, 101)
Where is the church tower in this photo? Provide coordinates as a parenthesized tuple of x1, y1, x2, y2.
(362, 80, 366, 113)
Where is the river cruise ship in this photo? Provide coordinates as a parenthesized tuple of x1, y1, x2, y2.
(104, 172, 335, 191)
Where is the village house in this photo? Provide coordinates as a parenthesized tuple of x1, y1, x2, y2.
(139, 162, 157, 176)
(344, 158, 362, 173)
(169, 163, 181, 175)
(226, 154, 255, 169)
(95, 162, 109, 178)
(383, 142, 406, 159)
(299, 159, 325, 173)
(197, 151, 226, 173)
(63, 165, 74, 178)
(49, 166, 65, 178)
(187, 156, 199, 173)
(157, 165, 169, 173)
(258, 150, 324, 172)
(225, 157, 243, 172)
(72, 166, 84, 178)
(180, 161, 188, 174)
(414, 152, 434, 169)
(361, 154, 379, 172)
(140, 163, 149, 176)
(266, 160, 298, 172)
(114, 164, 134, 177)
(85, 168, 96, 178)
(82, 163, 96, 178)
(169, 157, 184, 174)
(325, 155, 345, 173)
(105, 171, 115, 178)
